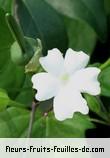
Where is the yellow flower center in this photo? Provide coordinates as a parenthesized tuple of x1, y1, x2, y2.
(60, 73, 70, 84)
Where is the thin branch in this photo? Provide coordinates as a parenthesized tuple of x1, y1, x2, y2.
(27, 101, 38, 138)
(89, 118, 110, 126)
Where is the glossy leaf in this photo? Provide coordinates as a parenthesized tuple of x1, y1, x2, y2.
(64, 17, 97, 55)
(46, 0, 107, 41)
(14, 0, 68, 55)
(99, 66, 110, 97)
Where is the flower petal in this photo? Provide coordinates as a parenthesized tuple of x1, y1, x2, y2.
(64, 48, 89, 74)
(53, 86, 89, 121)
(31, 73, 60, 101)
(39, 48, 64, 76)
(71, 67, 101, 95)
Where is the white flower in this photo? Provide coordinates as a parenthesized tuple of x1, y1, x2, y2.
(32, 48, 101, 121)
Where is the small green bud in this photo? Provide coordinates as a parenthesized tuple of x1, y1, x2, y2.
(11, 41, 25, 65)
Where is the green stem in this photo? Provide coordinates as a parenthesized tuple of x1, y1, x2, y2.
(5, 13, 26, 54)
(27, 101, 37, 138)
(89, 118, 110, 126)
(100, 58, 110, 70)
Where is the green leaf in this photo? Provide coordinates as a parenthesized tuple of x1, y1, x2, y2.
(104, 0, 110, 14)
(13, 0, 68, 55)
(0, 9, 25, 98)
(0, 9, 13, 68)
(0, 89, 10, 110)
(99, 66, 110, 97)
(0, 88, 27, 111)
(0, 106, 94, 137)
(84, 95, 101, 114)
(64, 17, 97, 55)
(25, 38, 42, 73)
(0, 62, 25, 99)
(45, 0, 107, 41)
(0, 0, 13, 12)
(32, 112, 94, 138)
(15, 75, 34, 106)
(0, 107, 29, 137)
(84, 94, 109, 122)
